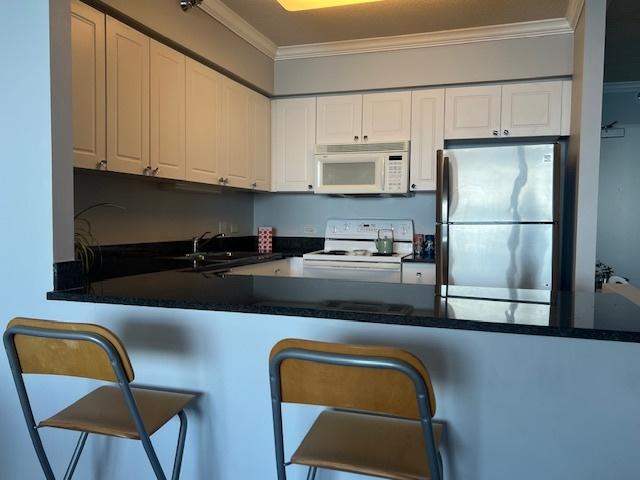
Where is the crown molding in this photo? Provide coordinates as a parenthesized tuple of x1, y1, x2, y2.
(274, 18, 573, 61)
(566, 0, 585, 29)
(603, 81, 640, 93)
(196, 1, 576, 63)
(198, 0, 277, 59)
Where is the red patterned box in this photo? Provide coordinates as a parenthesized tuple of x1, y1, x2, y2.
(258, 227, 273, 254)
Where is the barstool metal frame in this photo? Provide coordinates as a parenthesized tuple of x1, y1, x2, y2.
(4, 325, 187, 480)
(269, 347, 444, 480)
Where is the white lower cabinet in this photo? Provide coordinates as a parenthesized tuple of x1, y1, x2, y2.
(402, 263, 436, 285)
(410, 89, 444, 191)
(272, 97, 317, 192)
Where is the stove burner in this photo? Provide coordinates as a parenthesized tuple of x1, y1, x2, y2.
(319, 250, 348, 255)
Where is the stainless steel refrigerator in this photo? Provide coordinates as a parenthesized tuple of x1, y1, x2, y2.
(436, 143, 560, 300)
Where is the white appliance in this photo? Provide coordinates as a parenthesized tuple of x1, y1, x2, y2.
(302, 219, 414, 283)
(314, 142, 409, 194)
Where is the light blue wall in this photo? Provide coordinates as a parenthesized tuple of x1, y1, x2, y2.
(253, 192, 437, 237)
(4, 3, 640, 480)
(598, 90, 640, 284)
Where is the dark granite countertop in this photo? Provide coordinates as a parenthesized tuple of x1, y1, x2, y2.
(48, 265, 640, 343)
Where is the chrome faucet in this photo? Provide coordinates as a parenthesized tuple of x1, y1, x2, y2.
(193, 232, 225, 253)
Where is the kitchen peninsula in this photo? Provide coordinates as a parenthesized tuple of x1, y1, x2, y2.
(49, 266, 640, 344)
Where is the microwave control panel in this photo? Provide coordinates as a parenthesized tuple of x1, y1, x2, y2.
(384, 154, 408, 193)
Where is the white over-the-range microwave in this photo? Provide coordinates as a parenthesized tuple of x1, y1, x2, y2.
(314, 141, 409, 194)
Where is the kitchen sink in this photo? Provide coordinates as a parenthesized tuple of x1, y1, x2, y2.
(173, 252, 283, 273)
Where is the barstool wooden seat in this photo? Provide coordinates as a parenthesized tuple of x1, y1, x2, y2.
(3, 317, 197, 480)
(269, 339, 444, 480)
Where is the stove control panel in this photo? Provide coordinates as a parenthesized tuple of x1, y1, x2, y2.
(325, 219, 414, 241)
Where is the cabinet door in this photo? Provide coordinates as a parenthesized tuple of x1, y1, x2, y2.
(362, 91, 411, 142)
(106, 17, 149, 175)
(71, 1, 105, 170)
(444, 85, 501, 139)
(501, 81, 563, 137)
(410, 89, 444, 191)
(150, 40, 185, 180)
(316, 94, 362, 144)
(272, 98, 316, 192)
(222, 79, 251, 189)
(249, 92, 271, 191)
(185, 59, 223, 184)
(402, 263, 436, 285)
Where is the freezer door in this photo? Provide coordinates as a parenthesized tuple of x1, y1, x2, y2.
(447, 223, 554, 290)
(445, 144, 556, 222)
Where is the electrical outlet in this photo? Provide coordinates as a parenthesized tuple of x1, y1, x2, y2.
(218, 221, 228, 234)
(303, 225, 317, 235)
(230, 223, 239, 234)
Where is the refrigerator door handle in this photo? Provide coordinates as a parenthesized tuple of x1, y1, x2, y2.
(436, 223, 449, 288)
(436, 150, 449, 224)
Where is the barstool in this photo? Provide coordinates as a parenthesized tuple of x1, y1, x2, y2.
(269, 338, 444, 480)
(3, 317, 197, 480)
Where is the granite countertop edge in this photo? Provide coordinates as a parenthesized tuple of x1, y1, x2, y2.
(46, 290, 640, 344)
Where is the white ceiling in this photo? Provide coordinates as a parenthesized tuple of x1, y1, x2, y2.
(218, 0, 571, 47)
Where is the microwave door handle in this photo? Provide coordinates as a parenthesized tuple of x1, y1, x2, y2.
(380, 157, 386, 191)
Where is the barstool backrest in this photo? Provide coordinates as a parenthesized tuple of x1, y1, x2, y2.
(7, 317, 134, 382)
(270, 338, 436, 419)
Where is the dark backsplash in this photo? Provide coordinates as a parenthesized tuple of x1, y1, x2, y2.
(54, 236, 324, 290)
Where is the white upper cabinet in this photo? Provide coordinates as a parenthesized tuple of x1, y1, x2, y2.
(249, 92, 271, 191)
(501, 81, 562, 137)
(71, 0, 105, 170)
(150, 40, 185, 180)
(316, 94, 362, 144)
(410, 89, 445, 191)
(106, 17, 150, 175)
(221, 79, 252, 189)
(185, 58, 223, 184)
(272, 97, 316, 192)
(445, 85, 502, 139)
(362, 91, 411, 142)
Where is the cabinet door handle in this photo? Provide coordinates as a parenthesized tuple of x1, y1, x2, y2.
(363, 135, 368, 141)
(354, 135, 359, 142)
(152, 167, 159, 176)
(251, 182, 257, 188)
(143, 166, 152, 176)
(218, 177, 224, 184)
(223, 178, 229, 184)
(96, 160, 107, 171)
(308, 184, 313, 190)
(411, 183, 417, 189)
(503, 129, 510, 136)
(492, 130, 499, 136)
(416, 272, 422, 278)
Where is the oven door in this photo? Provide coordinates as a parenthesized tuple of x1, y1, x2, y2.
(315, 153, 385, 194)
(303, 260, 401, 283)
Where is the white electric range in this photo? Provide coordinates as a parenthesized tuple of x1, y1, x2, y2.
(302, 219, 414, 283)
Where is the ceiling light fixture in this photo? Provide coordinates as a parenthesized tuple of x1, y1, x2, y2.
(276, 0, 383, 11)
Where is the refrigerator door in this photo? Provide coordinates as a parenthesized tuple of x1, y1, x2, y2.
(446, 223, 554, 290)
(444, 144, 556, 223)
